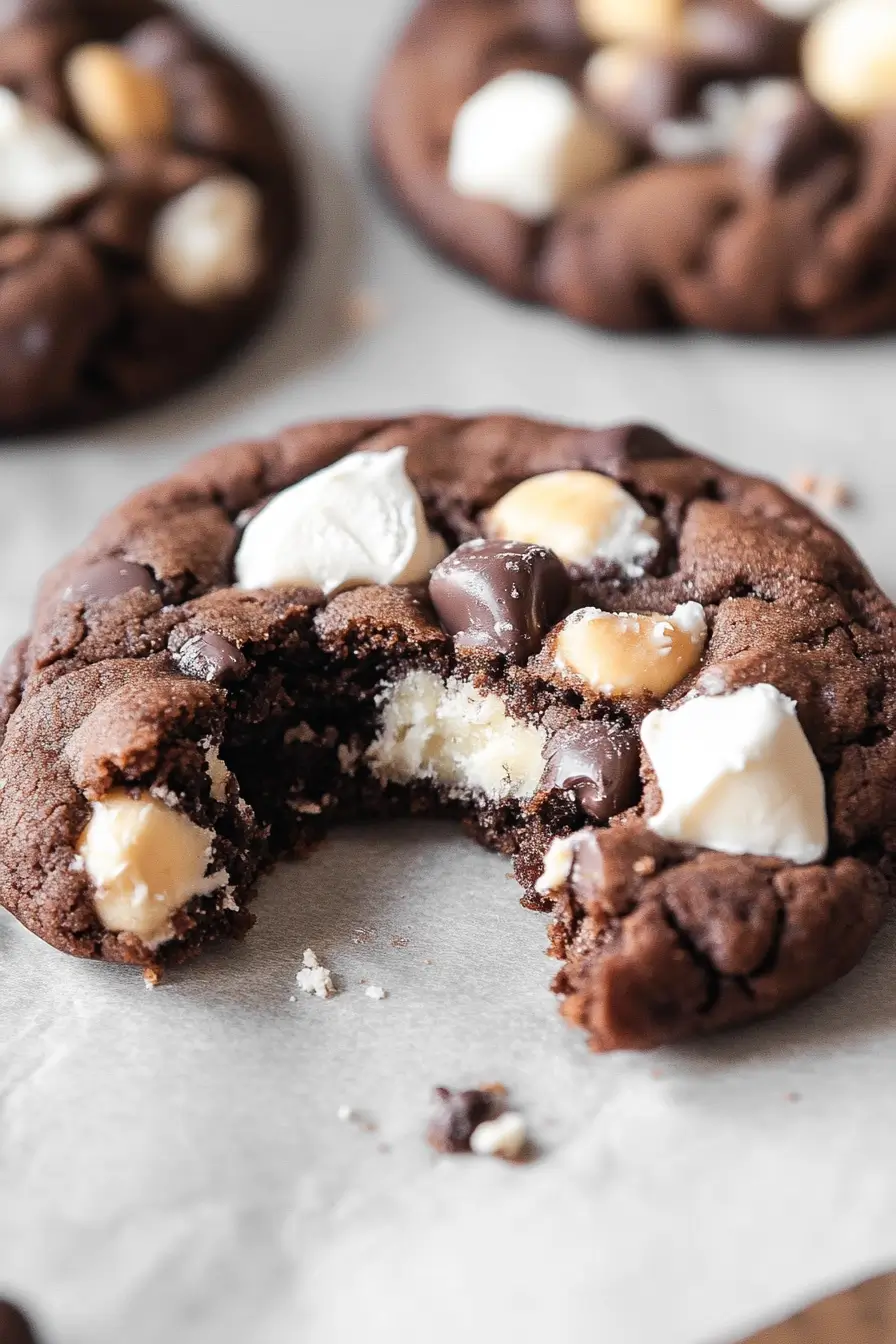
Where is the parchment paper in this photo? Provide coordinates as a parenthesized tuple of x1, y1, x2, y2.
(2, 1, 896, 1341)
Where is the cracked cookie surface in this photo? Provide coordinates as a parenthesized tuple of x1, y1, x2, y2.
(1, 413, 894, 1050)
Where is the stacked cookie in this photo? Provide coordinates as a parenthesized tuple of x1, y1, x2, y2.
(3, 417, 893, 1050)
(373, 0, 896, 333)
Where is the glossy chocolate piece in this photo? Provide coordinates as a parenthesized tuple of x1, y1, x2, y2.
(540, 720, 640, 822)
(62, 559, 160, 604)
(172, 632, 249, 685)
(429, 539, 570, 663)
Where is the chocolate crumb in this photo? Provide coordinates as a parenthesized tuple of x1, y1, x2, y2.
(427, 1086, 501, 1154)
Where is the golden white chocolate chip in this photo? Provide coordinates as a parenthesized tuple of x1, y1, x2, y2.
(584, 45, 648, 115)
(642, 683, 828, 863)
(150, 175, 263, 305)
(65, 43, 172, 150)
(447, 70, 627, 222)
(553, 602, 707, 697)
(576, 0, 683, 44)
(78, 790, 227, 947)
(485, 470, 660, 574)
(803, 0, 896, 122)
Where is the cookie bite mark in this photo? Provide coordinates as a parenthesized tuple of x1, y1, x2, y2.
(641, 682, 828, 863)
(484, 470, 661, 574)
(366, 671, 548, 802)
(235, 447, 447, 595)
(550, 602, 707, 698)
(447, 70, 627, 221)
(77, 790, 228, 948)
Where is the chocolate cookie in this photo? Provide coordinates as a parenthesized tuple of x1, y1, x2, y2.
(2, 414, 894, 1051)
(0, 0, 300, 434)
(371, 0, 896, 336)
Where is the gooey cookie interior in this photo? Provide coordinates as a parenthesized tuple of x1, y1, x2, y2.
(1, 415, 894, 1052)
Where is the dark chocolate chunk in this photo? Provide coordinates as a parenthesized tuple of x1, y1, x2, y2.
(426, 1087, 502, 1154)
(0, 1302, 38, 1344)
(173, 632, 249, 685)
(429, 539, 570, 663)
(62, 559, 160, 604)
(737, 87, 855, 192)
(540, 721, 640, 823)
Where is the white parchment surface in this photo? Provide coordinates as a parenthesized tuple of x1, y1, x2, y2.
(2, 0, 896, 1341)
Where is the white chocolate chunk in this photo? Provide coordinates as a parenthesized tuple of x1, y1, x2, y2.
(535, 833, 579, 895)
(296, 948, 336, 998)
(803, 0, 896, 121)
(641, 683, 828, 863)
(78, 791, 227, 947)
(554, 602, 707, 698)
(470, 1112, 528, 1159)
(0, 87, 104, 225)
(366, 670, 548, 801)
(447, 70, 626, 222)
(235, 447, 447, 596)
(150, 174, 263, 305)
(577, 0, 683, 44)
(486, 470, 660, 574)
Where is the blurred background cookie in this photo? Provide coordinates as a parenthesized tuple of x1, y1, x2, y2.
(372, 0, 896, 335)
(0, 0, 301, 434)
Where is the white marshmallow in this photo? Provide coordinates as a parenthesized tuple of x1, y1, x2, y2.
(447, 70, 626, 222)
(641, 683, 828, 864)
(150, 174, 263, 305)
(235, 447, 447, 596)
(78, 791, 228, 947)
(0, 86, 104, 225)
(470, 1112, 528, 1159)
(803, 0, 896, 121)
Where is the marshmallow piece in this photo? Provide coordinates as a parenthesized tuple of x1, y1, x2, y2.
(803, 0, 896, 121)
(150, 175, 263, 305)
(65, 43, 172, 150)
(642, 683, 828, 863)
(577, 0, 683, 43)
(485, 470, 660, 574)
(78, 790, 227, 946)
(447, 71, 626, 222)
(235, 447, 447, 596)
(554, 602, 707, 698)
(0, 87, 104, 225)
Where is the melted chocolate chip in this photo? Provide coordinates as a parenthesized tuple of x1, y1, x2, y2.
(429, 540, 570, 663)
(738, 89, 854, 193)
(540, 722, 641, 823)
(62, 559, 160, 604)
(173, 632, 249, 685)
(0, 1302, 38, 1344)
(426, 1087, 502, 1154)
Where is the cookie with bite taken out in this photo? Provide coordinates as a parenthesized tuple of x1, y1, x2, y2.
(2, 414, 894, 1051)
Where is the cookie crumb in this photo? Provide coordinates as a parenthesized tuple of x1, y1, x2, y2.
(143, 966, 162, 990)
(296, 947, 335, 998)
(365, 985, 387, 1000)
(337, 1105, 355, 1122)
(786, 1091, 802, 1103)
(351, 926, 376, 945)
(788, 469, 854, 512)
(470, 1111, 528, 1161)
(391, 934, 409, 949)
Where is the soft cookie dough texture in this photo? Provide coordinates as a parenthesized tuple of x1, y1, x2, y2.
(0, 0, 299, 433)
(372, 0, 896, 335)
(2, 414, 895, 1052)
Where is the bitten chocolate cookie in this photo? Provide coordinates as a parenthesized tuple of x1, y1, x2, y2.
(2, 414, 895, 1050)
(372, 0, 896, 336)
(0, 0, 300, 434)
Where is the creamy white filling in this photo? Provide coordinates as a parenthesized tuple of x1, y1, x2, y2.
(366, 670, 547, 802)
